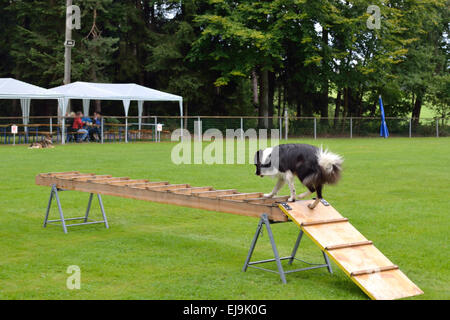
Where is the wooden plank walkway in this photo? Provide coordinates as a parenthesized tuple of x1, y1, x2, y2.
(278, 201, 423, 300)
(35, 172, 288, 222)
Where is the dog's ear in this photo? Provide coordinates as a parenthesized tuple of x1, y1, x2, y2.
(254, 149, 262, 165)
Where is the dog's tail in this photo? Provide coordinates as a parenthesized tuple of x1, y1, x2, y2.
(317, 147, 343, 185)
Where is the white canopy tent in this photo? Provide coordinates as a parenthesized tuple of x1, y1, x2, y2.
(49, 81, 183, 143)
(0, 78, 62, 131)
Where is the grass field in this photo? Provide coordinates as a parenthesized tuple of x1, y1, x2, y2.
(0, 138, 449, 300)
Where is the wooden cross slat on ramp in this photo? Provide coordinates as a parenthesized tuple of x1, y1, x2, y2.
(278, 200, 423, 300)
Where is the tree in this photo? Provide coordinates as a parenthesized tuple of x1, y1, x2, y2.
(1, 0, 448, 122)
(190, 0, 284, 127)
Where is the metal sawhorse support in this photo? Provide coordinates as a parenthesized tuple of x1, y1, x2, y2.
(43, 184, 109, 234)
(243, 213, 333, 284)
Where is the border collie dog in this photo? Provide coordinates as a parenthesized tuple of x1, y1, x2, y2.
(254, 144, 343, 209)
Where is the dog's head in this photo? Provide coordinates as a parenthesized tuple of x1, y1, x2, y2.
(44, 135, 53, 144)
(254, 148, 276, 177)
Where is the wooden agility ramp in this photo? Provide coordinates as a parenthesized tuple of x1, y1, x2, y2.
(35, 171, 289, 221)
(36, 171, 423, 300)
(278, 201, 423, 300)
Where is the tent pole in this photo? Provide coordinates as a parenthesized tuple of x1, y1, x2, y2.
(179, 99, 183, 135)
(59, 98, 67, 145)
(123, 100, 130, 143)
(82, 99, 90, 116)
(20, 99, 30, 136)
(125, 117, 128, 143)
(62, 116, 66, 145)
(138, 100, 143, 140)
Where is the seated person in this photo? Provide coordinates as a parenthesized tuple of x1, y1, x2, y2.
(88, 112, 102, 142)
(72, 112, 89, 142)
(66, 112, 77, 141)
(82, 114, 93, 128)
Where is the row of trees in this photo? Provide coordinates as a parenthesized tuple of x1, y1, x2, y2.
(0, 0, 448, 124)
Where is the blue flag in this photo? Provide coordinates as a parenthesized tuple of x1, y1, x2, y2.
(379, 95, 389, 138)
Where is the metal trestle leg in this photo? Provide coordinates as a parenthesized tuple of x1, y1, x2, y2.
(43, 184, 109, 234)
(242, 213, 332, 284)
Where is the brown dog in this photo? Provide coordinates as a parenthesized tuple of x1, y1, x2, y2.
(29, 135, 54, 149)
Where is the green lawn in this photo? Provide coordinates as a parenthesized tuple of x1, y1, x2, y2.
(0, 138, 449, 300)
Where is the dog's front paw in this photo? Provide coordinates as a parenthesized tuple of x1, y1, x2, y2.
(263, 193, 273, 198)
(287, 197, 296, 202)
(307, 203, 316, 209)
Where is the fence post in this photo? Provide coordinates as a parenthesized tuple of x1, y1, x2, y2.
(279, 116, 282, 140)
(100, 117, 105, 144)
(154, 116, 157, 142)
(436, 119, 439, 138)
(350, 117, 353, 139)
(409, 119, 412, 138)
(284, 110, 288, 140)
(196, 116, 202, 142)
(240, 117, 244, 140)
(314, 118, 317, 140)
(155, 116, 158, 142)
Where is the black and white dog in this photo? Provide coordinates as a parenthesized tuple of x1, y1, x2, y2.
(254, 144, 343, 209)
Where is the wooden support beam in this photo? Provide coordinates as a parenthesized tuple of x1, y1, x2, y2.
(325, 240, 373, 251)
(171, 187, 214, 195)
(35, 174, 288, 222)
(72, 175, 113, 181)
(58, 174, 96, 180)
(218, 193, 264, 200)
(51, 173, 88, 178)
(146, 184, 190, 191)
(130, 181, 170, 189)
(301, 218, 349, 227)
(351, 265, 399, 277)
(44, 171, 80, 177)
(195, 190, 237, 198)
(245, 196, 290, 204)
(91, 177, 130, 184)
(109, 179, 149, 186)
